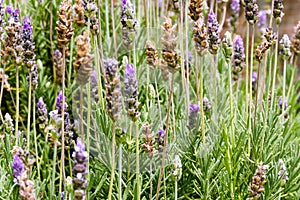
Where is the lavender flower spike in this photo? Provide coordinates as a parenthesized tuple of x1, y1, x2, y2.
(13, 154, 24, 183)
(156, 129, 166, 153)
(232, 35, 246, 81)
(243, 0, 259, 25)
(121, 0, 137, 49)
(188, 104, 200, 130)
(280, 34, 291, 58)
(257, 11, 267, 33)
(72, 137, 88, 200)
(0, 0, 5, 39)
(123, 63, 140, 121)
(207, 10, 220, 55)
(273, 0, 284, 25)
(56, 90, 68, 113)
(229, 0, 240, 32)
(37, 97, 48, 132)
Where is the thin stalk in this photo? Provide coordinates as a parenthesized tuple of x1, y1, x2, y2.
(80, 86, 84, 138)
(94, 36, 105, 110)
(105, 0, 111, 54)
(227, 61, 235, 147)
(15, 66, 19, 145)
(51, 139, 58, 199)
(245, 23, 250, 156)
(150, 158, 153, 200)
(287, 55, 297, 100)
(254, 62, 262, 135)
(108, 122, 116, 200)
(199, 55, 205, 142)
(135, 121, 140, 200)
(270, 27, 279, 111)
(86, 81, 91, 199)
(111, 0, 117, 58)
(154, 71, 162, 125)
(282, 58, 287, 120)
(175, 180, 178, 200)
(33, 92, 41, 181)
(156, 73, 175, 200)
(68, 35, 74, 88)
(59, 46, 66, 194)
(0, 62, 4, 122)
(118, 144, 123, 200)
(184, 0, 190, 115)
(27, 74, 32, 150)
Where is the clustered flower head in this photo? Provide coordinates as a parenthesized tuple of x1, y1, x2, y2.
(121, 0, 137, 49)
(1, 5, 22, 65)
(280, 34, 291, 58)
(171, 155, 182, 181)
(243, 0, 259, 25)
(222, 31, 233, 63)
(192, 18, 209, 55)
(156, 129, 166, 153)
(277, 159, 288, 184)
(203, 97, 211, 112)
(145, 40, 159, 68)
(291, 21, 300, 55)
(82, 0, 99, 34)
(123, 64, 140, 121)
(3, 113, 14, 133)
(161, 17, 180, 73)
(0, 0, 5, 39)
(252, 71, 257, 93)
(188, 104, 200, 130)
(91, 70, 99, 104)
(257, 10, 267, 33)
(74, 0, 85, 26)
(56, 0, 74, 52)
(74, 31, 94, 85)
(37, 97, 48, 133)
(207, 10, 220, 55)
(72, 137, 88, 200)
(232, 35, 246, 81)
(54, 49, 64, 83)
(141, 122, 156, 158)
(273, 0, 284, 25)
(255, 28, 277, 62)
(22, 16, 38, 90)
(248, 162, 269, 200)
(188, 0, 205, 21)
(12, 146, 36, 200)
(229, 0, 240, 33)
(104, 58, 122, 121)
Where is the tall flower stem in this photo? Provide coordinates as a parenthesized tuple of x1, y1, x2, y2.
(51, 139, 58, 199)
(94, 36, 105, 110)
(80, 86, 84, 138)
(135, 121, 140, 200)
(59, 46, 66, 194)
(245, 23, 250, 156)
(15, 66, 19, 145)
(254, 62, 262, 134)
(27, 75, 32, 150)
(175, 180, 178, 200)
(0, 65, 4, 122)
(33, 92, 41, 181)
(156, 74, 175, 200)
(227, 61, 235, 147)
(108, 122, 116, 200)
(287, 56, 297, 100)
(118, 144, 122, 200)
(282, 57, 287, 119)
(270, 27, 279, 110)
(111, 0, 117, 58)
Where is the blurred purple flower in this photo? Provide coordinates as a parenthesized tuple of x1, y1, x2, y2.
(13, 154, 24, 183)
(56, 90, 68, 113)
(189, 104, 200, 129)
(156, 129, 166, 153)
(258, 11, 267, 33)
(232, 35, 246, 79)
(207, 10, 220, 54)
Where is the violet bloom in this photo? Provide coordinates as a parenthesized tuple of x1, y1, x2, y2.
(13, 154, 24, 183)
(257, 11, 267, 33)
(229, 0, 240, 32)
(72, 137, 88, 200)
(121, 0, 137, 49)
(156, 129, 166, 153)
(6, 5, 19, 22)
(252, 71, 258, 92)
(37, 97, 48, 132)
(207, 10, 220, 55)
(232, 35, 246, 80)
(56, 90, 68, 113)
(123, 64, 140, 121)
(0, 0, 5, 39)
(188, 104, 200, 130)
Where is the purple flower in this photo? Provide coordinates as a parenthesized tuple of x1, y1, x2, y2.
(6, 5, 13, 14)
(258, 11, 267, 33)
(72, 137, 88, 199)
(203, 97, 211, 112)
(122, 0, 127, 7)
(230, 0, 240, 13)
(252, 71, 257, 82)
(6, 5, 19, 22)
(156, 129, 166, 153)
(13, 154, 24, 183)
(56, 90, 68, 113)
(37, 97, 48, 131)
(207, 10, 220, 54)
(232, 35, 246, 79)
(278, 97, 288, 110)
(123, 64, 140, 121)
(229, 0, 240, 32)
(189, 104, 200, 129)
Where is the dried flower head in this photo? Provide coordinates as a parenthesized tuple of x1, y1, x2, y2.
(291, 21, 300, 55)
(248, 162, 269, 200)
(54, 49, 64, 83)
(188, 0, 205, 21)
(0, 68, 11, 91)
(104, 58, 122, 121)
(160, 60, 170, 81)
(74, 0, 85, 26)
(56, 0, 74, 52)
(74, 31, 94, 85)
(243, 0, 259, 25)
(145, 40, 159, 68)
(121, 0, 137, 49)
(273, 0, 284, 25)
(141, 122, 156, 158)
(207, 10, 220, 55)
(192, 19, 209, 55)
(72, 137, 88, 200)
(123, 64, 140, 121)
(161, 17, 180, 73)
(232, 35, 246, 81)
(255, 28, 277, 62)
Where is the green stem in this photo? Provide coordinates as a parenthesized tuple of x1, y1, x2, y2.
(108, 122, 116, 200)
(175, 180, 178, 200)
(135, 121, 140, 200)
(118, 144, 123, 200)
(27, 74, 32, 150)
(86, 81, 91, 199)
(227, 60, 235, 147)
(15, 66, 19, 146)
(51, 139, 58, 199)
(282, 58, 287, 122)
(199, 55, 205, 142)
(33, 92, 41, 180)
(270, 27, 279, 111)
(287, 56, 297, 100)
